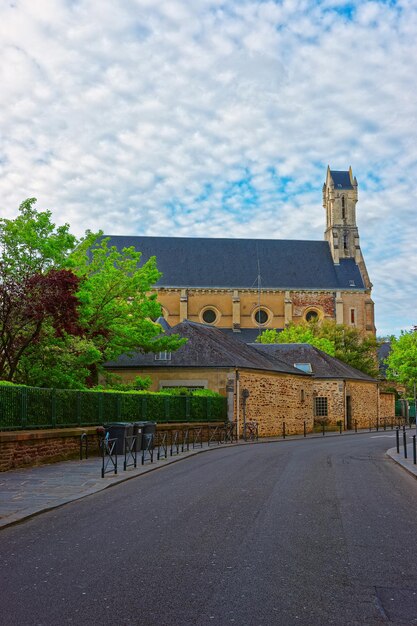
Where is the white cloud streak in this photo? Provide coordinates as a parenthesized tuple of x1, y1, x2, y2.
(0, 0, 416, 335)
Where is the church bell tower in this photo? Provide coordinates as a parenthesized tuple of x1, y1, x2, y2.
(323, 166, 371, 289)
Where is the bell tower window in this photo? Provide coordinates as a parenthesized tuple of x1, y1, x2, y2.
(343, 233, 349, 250)
(341, 196, 345, 219)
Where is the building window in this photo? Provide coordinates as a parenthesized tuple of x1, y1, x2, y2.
(350, 308, 356, 325)
(343, 233, 349, 249)
(254, 308, 269, 325)
(294, 363, 312, 374)
(305, 309, 319, 322)
(155, 351, 171, 361)
(314, 397, 328, 417)
(301, 389, 305, 403)
(341, 196, 345, 219)
(200, 306, 220, 324)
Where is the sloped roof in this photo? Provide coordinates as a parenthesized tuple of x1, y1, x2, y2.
(330, 170, 353, 190)
(103, 235, 365, 290)
(105, 320, 308, 376)
(251, 343, 376, 382)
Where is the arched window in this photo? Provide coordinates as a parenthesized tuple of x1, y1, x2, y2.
(343, 233, 349, 250)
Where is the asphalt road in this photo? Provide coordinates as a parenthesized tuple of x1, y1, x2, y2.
(1, 434, 417, 626)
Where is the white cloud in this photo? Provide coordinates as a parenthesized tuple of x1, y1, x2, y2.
(0, 0, 416, 334)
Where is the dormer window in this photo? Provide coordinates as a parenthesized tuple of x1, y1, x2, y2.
(294, 363, 312, 373)
(155, 351, 171, 361)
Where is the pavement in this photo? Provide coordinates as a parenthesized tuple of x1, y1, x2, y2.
(1, 427, 415, 531)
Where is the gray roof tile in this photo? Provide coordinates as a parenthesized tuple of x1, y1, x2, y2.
(104, 236, 365, 290)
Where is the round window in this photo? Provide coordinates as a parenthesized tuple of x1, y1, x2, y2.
(305, 310, 319, 322)
(202, 308, 217, 324)
(254, 309, 269, 325)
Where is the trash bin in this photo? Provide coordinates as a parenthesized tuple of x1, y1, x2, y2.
(132, 421, 148, 452)
(141, 421, 157, 450)
(105, 422, 133, 455)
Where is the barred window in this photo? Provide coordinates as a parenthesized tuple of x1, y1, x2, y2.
(314, 397, 328, 417)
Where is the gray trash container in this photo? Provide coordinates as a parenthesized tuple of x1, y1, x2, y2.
(132, 421, 148, 452)
(141, 421, 157, 450)
(105, 422, 133, 455)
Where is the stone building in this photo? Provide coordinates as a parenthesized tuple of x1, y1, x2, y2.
(252, 343, 389, 429)
(104, 320, 388, 435)
(106, 167, 375, 339)
(104, 320, 314, 437)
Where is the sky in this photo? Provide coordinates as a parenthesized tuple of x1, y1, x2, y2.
(0, 0, 416, 337)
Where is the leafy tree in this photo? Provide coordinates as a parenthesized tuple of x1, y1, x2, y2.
(0, 198, 76, 279)
(386, 329, 417, 392)
(68, 235, 185, 385)
(258, 326, 335, 355)
(0, 200, 185, 387)
(258, 321, 379, 377)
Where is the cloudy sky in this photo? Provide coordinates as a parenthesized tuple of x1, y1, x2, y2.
(1, 0, 416, 336)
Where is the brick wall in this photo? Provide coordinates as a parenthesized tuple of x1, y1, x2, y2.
(236, 369, 314, 436)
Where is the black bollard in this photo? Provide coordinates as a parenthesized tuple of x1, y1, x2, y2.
(413, 436, 416, 465)
(383, 419, 386, 431)
(403, 429, 408, 459)
(339, 421, 342, 435)
(303, 421, 306, 437)
(322, 422, 325, 437)
(396, 428, 400, 453)
(282, 422, 286, 439)
(355, 420, 358, 433)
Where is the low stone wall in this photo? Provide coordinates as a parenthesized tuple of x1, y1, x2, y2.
(0, 428, 101, 472)
(0, 422, 224, 472)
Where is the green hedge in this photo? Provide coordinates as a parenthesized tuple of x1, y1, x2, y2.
(0, 384, 227, 430)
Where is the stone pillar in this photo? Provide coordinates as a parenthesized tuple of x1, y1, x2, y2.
(180, 289, 188, 321)
(284, 291, 293, 325)
(335, 291, 344, 324)
(232, 290, 241, 331)
(365, 298, 375, 332)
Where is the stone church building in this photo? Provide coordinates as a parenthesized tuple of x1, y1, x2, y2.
(108, 167, 375, 338)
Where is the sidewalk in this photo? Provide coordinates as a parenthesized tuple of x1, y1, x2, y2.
(387, 445, 417, 480)
(0, 444, 228, 529)
(0, 428, 399, 530)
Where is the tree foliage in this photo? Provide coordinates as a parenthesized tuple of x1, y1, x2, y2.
(258, 321, 379, 377)
(386, 329, 417, 391)
(0, 199, 184, 387)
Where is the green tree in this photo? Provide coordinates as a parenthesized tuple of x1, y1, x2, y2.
(257, 326, 335, 355)
(0, 200, 185, 387)
(386, 329, 417, 392)
(68, 235, 185, 385)
(258, 321, 379, 377)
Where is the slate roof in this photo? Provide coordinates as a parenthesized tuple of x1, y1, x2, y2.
(104, 235, 365, 290)
(251, 343, 376, 382)
(105, 320, 308, 376)
(330, 170, 353, 190)
(378, 342, 391, 377)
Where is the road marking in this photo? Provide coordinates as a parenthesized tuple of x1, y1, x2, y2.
(370, 435, 395, 438)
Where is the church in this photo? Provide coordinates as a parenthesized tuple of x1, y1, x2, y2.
(107, 167, 375, 340)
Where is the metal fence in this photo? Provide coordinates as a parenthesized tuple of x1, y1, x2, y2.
(0, 385, 227, 431)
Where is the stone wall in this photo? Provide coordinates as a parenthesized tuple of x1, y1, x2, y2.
(312, 380, 345, 426)
(0, 422, 225, 473)
(156, 287, 375, 334)
(379, 392, 395, 419)
(0, 427, 101, 472)
(346, 380, 379, 428)
(236, 369, 314, 437)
